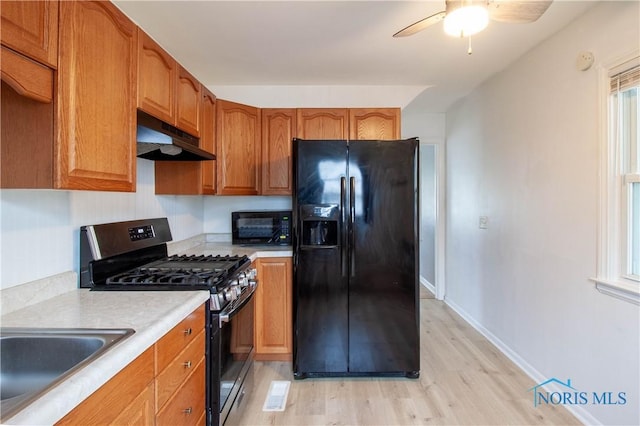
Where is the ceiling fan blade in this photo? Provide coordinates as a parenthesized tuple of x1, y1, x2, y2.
(393, 11, 446, 37)
(488, 0, 553, 23)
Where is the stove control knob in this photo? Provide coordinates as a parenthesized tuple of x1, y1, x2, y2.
(238, 274, 248, 287)
(232, 285, 242, 297)
(224, 289, 235, 301)
(246, 268, 257, 280)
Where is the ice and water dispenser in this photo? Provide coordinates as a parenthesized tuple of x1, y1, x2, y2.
(299, 204, 339, 247)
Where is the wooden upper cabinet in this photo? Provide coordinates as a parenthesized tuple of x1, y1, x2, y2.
(0, 0, 58, 68)
(137, 29, 175, 124)
(137, 29, 201, 137)
(200, 87, 217, 194)
(175, 65, 201, 137)
(217, 99, 261, 195)
(296, 108, 349, 140)
(154, 87, 215, 196)
(56, 0, 137, 191)
(0, 0, 57, 104)
(262, 108, 295, 195)
(349, 108, 401, 140)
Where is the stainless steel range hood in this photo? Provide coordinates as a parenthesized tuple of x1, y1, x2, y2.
(136, 110, 215, 161)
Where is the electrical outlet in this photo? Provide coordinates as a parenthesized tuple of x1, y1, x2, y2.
(479, 216, 488, 229)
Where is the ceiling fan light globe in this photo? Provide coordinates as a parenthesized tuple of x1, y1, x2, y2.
(443, 5, 489, 37)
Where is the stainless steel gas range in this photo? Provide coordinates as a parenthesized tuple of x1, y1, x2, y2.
(79, 217, 256, 426)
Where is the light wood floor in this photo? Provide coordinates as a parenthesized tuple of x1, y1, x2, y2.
(231, 286, 580, 425)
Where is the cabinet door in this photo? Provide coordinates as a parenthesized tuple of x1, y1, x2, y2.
(0, 0, 58, 68)
(201, 87, 217, 194)
(56, 1, 137, 191)
(176, 65, 201, 137)
(255, 257, 292, 360)
(296, 108, 348, 140)
(216, 99, 261, 195)
(137, 28, 175, 124)
(111, 383, 155, 426)
(349, 108, 401, 140)
(56, 348, 155, 425)
(261, 108, 295, 195)
(154, 89, 215, 196)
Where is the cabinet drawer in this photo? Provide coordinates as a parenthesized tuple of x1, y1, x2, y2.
(156, 358, 206, 426)
(156, 306, 205, 371)
(156, 329, 205, 408)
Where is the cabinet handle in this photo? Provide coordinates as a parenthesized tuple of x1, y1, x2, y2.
(183, 407, 193, 415)
(183, 328, 192, 336)
(183, 360, 192, 369)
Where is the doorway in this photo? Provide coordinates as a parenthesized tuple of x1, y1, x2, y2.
(419, 143, 445, 300)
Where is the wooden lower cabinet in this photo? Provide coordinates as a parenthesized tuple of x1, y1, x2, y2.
(56, 347, 155, 425)
(112, 382, 155, 426)
(56, 304, 206, 426)
(155, 307, 206, 425)
(255, 257, 293, 360)
(156, 358, 206, 426)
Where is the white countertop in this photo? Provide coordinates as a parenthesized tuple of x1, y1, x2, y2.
(0, 290, 210, 425)
(184, 242, 292, 261)
(0, 241, 292, 425)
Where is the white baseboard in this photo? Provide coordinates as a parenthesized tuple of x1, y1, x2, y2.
(444, 298, 601, 426)
(419, 276, 435, 295)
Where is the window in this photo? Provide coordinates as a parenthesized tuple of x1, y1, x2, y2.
(594, 55, 640, 304)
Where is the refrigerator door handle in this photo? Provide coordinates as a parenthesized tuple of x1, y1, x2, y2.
(340, 176, 347, 277)
(350, 176, 356, 278)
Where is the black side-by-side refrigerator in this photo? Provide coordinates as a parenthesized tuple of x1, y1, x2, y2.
(292, 138, 420, 379)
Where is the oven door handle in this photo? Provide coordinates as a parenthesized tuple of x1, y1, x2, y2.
(219, 283, 257, 327)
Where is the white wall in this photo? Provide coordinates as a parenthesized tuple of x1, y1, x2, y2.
(444, 2, 639, 425)
(0, 159, 205, 290)
(401, 107, 446, 292)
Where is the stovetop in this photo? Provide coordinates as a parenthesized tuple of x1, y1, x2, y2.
(100, 254, 251, 291)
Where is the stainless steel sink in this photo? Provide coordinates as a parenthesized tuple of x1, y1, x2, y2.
(0, 328, 134, 421)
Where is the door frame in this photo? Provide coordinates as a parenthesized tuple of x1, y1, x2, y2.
(419, 142, 446, 300)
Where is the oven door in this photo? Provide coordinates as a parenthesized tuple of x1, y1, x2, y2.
(218, 287, 255, 425)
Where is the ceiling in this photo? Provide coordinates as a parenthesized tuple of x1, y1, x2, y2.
(113, 0, 597, 112)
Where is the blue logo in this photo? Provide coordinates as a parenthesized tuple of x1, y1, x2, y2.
(528, 378, 626, 407)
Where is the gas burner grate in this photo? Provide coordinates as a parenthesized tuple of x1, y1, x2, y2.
(103, 254, 250, 289)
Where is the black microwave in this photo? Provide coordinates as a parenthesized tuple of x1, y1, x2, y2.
(231, 210, 292, 245)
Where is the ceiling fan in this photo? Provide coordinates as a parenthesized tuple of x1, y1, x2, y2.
(393, 0, 553, 40)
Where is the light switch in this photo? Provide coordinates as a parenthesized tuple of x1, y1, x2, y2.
(479, 216, 489, 229)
